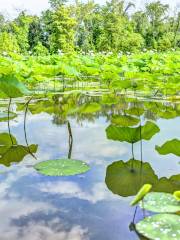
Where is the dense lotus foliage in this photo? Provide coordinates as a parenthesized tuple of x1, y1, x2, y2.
(0, 51, 180, 98)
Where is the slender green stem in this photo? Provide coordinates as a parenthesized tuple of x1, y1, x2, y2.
(8, 98, 14, 145)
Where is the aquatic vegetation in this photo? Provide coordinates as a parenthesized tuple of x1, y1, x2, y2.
(105, 159, 158, 197)
(139, 192, 180, 213)
(155, 139, 180, 157)
(106, 121, 160, 144)
(34, 159, 90, 176)
(111, 115, 139, 127)
(0, 133, 38, 167)
(136, 214, 180, 240)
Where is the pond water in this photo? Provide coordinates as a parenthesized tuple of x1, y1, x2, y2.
(0, 93, 179, 240)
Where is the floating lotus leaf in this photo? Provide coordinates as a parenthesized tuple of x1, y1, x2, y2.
(131, 184, 152, 206)
(0, 74, 29, 98)
(111, 115, 139, 127)
(34, 159, 90, 176)
(105, 159, 158, 197)
(106, 121, 160, 143)
(0, 144, 38, 167)
(139, 192, 180, 213)
(136, 214, 180, 240)
(155, 139, 180, 157)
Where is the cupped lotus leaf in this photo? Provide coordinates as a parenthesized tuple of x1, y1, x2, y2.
(111, 115, 139, 127)
(155, 139, 180, 157)
(105, 159, 158, 197)
(79, 102, 101, 114)
(131, 184, 152, 206)
(106, 121, 160, 143)
(139, 192, 180, 213)
(0, 74, 29, 98)
(136, 214, 180, 240)
(34, 159, 90, 176)
(173, 191, 180, 201)
(0, 144, 38, 167)
(126, 107, 144, 116)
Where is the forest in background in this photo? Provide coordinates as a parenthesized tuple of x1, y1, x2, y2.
(0, 0, 180, 55)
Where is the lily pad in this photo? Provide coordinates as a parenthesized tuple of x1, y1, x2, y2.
(139, 192, 180, 213)
(34, 159, 90, 176)
(155, 139, 180, 157)
(105, 159, 158, 197)
(111, 115, 139, 127)
(106, 121, 160, 143)
(136, 214, 180, 240)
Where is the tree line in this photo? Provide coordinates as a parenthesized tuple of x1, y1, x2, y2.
(0, 0, 180, 55)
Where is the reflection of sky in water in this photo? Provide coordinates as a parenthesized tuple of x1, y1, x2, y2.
(0, 106, 179, 239)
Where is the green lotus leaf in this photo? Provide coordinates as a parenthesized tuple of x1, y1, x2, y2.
(131, 184, 152, 206)
(34, 159, 90, 176)
(139, 192, 180, 213)
(0, 74, 29, 98)
(106, 121, 160, 143)
(136, 214, 180, 240)
(152, 175, 180, 193)
(105, 159, 158, 197)
(0, 132, 17, 146)
(111, 115, 139, 127)
(101, 95, 118, 105)
(126, 107, 144, 116)
(155, 139, 180, 157)
(0, 144, 38, 167)
(79, 102, 101, 114)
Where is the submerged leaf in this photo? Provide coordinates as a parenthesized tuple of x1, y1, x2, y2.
(34, 159, 90, 176)
(136, 214, 180, 240)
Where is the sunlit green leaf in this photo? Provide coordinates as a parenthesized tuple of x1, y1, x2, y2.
(139, 192, 180, 213)
(155, 139, 180, 157)
(34, 159, 90, 176)
(136, 214, 180, 240)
